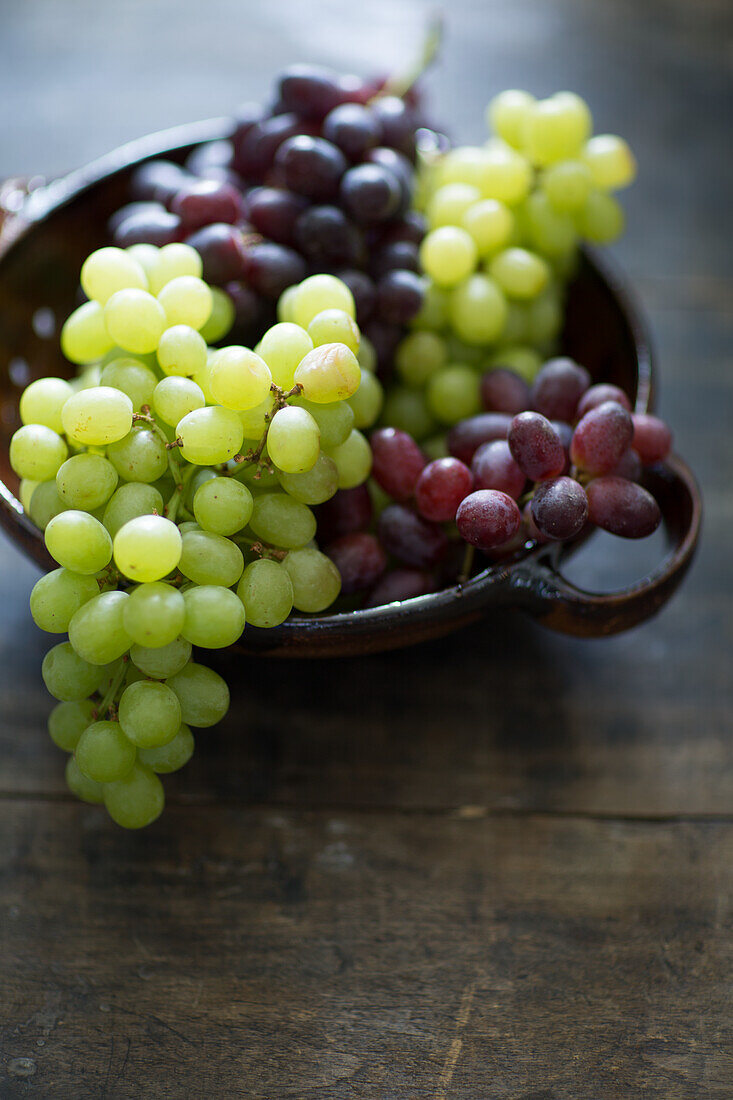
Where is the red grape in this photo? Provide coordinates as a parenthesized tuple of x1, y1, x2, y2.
(415, 458, 473, 522)
(375, 269, 424, 325)
(314, 485, 373, 543)
(322, 103, 383, 159)
(530, 357, 591, 421)
(570, 401, 634, 475)
(456, 490, 522, 550)
(480, 368, 531, 415)
(364, 568, 436, 608)
(340, 164, 402, 223)
(370, 427, 425, 501)
(610, 448, 643, 481)
(530, 476, 588, 540)
(326, 532, 387, 593)
(377, 504, 449, 567)
(447, 413, 512, 465)
(471, 440, 526, 499)
(631, 413, 673, 465)
(586, 477, 662, 538)
(170, 179, 242, 229)
(508, 412, 566, 480)
(576, 383, 631, 418)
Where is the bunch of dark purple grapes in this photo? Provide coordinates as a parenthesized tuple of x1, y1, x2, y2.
(312, 357, 673, 607)
(109, 65, 430, 349)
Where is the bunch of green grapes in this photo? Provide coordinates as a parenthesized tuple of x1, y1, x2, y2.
(11, 245, 381, 827)
(386, 90, 636, 451)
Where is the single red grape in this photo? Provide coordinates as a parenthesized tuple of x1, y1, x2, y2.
(480, 368, 531, 415)
(326, 533, 387, 594)
(570, 401, 634, 475)
(415, 458, 473, 522)
(508, 412, 566, 480)
(456, 490, 522, 550)
(447, 413, 512, 465)
(370, 427, 425, 501)
(530, 357, 591, 421)
(377, 504, 449, 568)
(531, 476, 589, 540)
(576, 383, 631, 418)
(631, 413, 673, 465)
(586, 477, 662, 538)
(471, 440, 526, 499)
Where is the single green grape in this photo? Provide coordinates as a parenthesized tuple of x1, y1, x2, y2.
(29, 480, 70, 530)
(61, 386, 134, 446)
(42, 641, 105, 701)
(56, 453, 118, 511)
(292, 274, 355, 329)
(104, 289, 167, 354)
(113, 515, 182, 583)
(268, 406, 321, 474)
(107, 428, 168, 483)
(426, 364, 481, 425)
(65, 756, 105, 804)
(523, 92, 592, 166)
(448, 274, 508, 345)
(49, 698, 97, 752)
(68, 590, 131, 665)
(307, 309, 360, 356)
(293, 343, 361, 404)
(237, 558, 294, 628)
(157, 275, 213, 330)
(30, 568, 100, 634)
(578, 190, 625, 243)
(487, 89, 536, 149)
(395, 331, 448, 388)
(257, 322, 314, 389)
(99, 357, 158, 411)
(103, 762, 165, 828)
(324, 429, 372, 490)
(178, 529, 244, 587)
(277, 284, 298, 323)
(541, 159, 593, 212)
(380, 387, 437, 441)
(130, 637, 192, 679)
(81, 246, 148, 304)
(461, 198, 514, 257)
(122, 581, 186, 648)
(249, 493, 317, 549)
(427, 183, 481, 229)
(282, 548, 342, 613)
(192, 477, 253, 536)
(582, 134, 636, 190)
(199, 287, 235, 344)
(177, 405, 244, 465)
(19, 376, 73, 433)
(182, 585, 246, 648)
(138, 723, 194, 773)
(166, 661, 230, 728)
(347, 370, 384, 429)
(118, 679, 182, 748)
(10, 424, 68, 482)
(153, 376, 206, 426)
(102, 482, 164, 539)
(156, 324, 208, 377)
(276, 454, 339, 505)
(61, 301, 115, 364)
(419, 227, 478, 288)
(147, 243, 202, 295)
(45, 510, 113, 574)
(489, 247, 550, 300)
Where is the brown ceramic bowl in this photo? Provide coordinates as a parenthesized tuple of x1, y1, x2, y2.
(0, 121, 701, 656)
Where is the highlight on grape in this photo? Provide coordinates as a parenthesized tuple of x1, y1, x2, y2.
(10, 59, 675, 828)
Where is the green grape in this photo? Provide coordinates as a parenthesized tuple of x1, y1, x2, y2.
(113, 514, 182, 583)
(237, 558, 294, 628)
(81, 247, 148, 304)
(347, 370, 384, 429)
(282, 548, 342, 613)
(419, 227, 478, 288)
(68, 590, 131, 665)
(138, 723, 194, 773)
(434, 146, 493, 189)
(156, 324, 208, 377)
(395, 331, 448, 388)
(277, 454, 339, 505)
(487, 89, 536, 149)
(178, 528, 244, 587)
(19, 479, 38, 513)
(541, 159, 593, 212)
(177, 405, 244, 465)
(501, 301, 530, 345)
(578, 190, 625, 243)
(488, 345, 543, 383)
(107, 427, 168, 483)
(199, 287, 235, 343)
(191, 354, 216, 404)
(29, 480, 70, 530)
(104, 762, 165, 829)
(427, 183, 481, 228)
(45, 511, 113, 574)
(489, 247, 550, 300)
(293, 343, 361, 403)
(30, 568, 100, 634)
(130, 637, 191, 679)
(19, 376, 73, 433)
(118, 679, 182, 748)
(104, 289, 167, 354)
(61, 386, 133, 446)
(122, 582, 185, 648)
(126, 243, 159, 279)
(292, 274, 355, 329)
(445, 335, 488, 367)
(357, 334, 377, 373)
(289, 397, 354, 449)
(268, 406, 320, 473)
(209, 345, 272, 411)
(76, 720, 136, 783)
(10, 424, 68, 481)
(157, 275, 212, 330)
(461, 199, 514, 256)
(60, 300, 114, 364)
(412, 280, 450, 330)
(523, 191, 578, 257)
(48, 698, 97, 752)
(525, 289, 563, 345)
(325, 429, 372, 490)
(102, 482, 164, 539)
(192, 477, 253, 536)
(257, 322, 313, 389)
(65, 756, 105, 804)
(147, 242, 202, 294)
(523, 92, 592, 166)
(56, 453, 118, 510)
(478, 142, 532, 204)
(582, 134, 636, 190)
(426, 365, 481, 424)
(307, 309, 360, 356)
(182, 585, 246, 648)
(249, 493, 316, 549)
(381, 386, 436, 441)
(184, 466, 218, 507)
(153, 376, 206, 426)
(99, 357, 158, 411)
(166, 661, 230, 728)
(42, 641, 105, 701)
(238, 396, 271, 440)
(449, 274, 508, 345)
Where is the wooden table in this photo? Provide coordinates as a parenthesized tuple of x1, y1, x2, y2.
(1, 1, 731, 1096)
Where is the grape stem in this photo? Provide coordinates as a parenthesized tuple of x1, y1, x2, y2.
(231, 534, 287, 561)
(458, 543, 475, 585)
(93, 656, 128, 721)
(374, 14, 443, 101)
(227, 382, 303, 479)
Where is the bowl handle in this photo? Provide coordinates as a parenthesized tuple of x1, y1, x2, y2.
(503, 454, 701, 636)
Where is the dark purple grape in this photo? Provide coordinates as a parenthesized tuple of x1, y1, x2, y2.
(315, 485, 372, 544)
(530, 476, 588, 540)
(471, 440, 526, 499)
(508, 412, 566, 481)
(170, 179, 242, 229)
(233, 113, 300, 181)
(523, 500, 548, 544)
(278, 65, 344, 120)
(130, 160, 191, 205)
(364, 319, 402, 377)
(185, 140, 234, 178)
(108, 202, 162, 234)
(550, 420, 573, 475)
(364, 568, 436, 608)
(379, 210, 426, 246)
(242, 242, 307, 299)
(225, 281, 265, 332)
(631, 414, 673, 465)
(364, 147, 414, 209)
(376, 270, 424, 325)
(378, 504, 449, 568)
(370, 427, 425, 501)
(326, 532, 387, 594)
(294, 206, 364, 267)
(610, 448, 643, 481)
(335, 270, 376, 326)
(113, 209, 182, 247)
(586, 477, 662, 538)
(530, 357, 591, 422)
(447, 413, 512, 465)
(337, 74, 369, 103)
(480, 368, 531, 415)
(370, 240, 420, 278)
(415, 458, 473, 522)
(570, 401, 634, 475)
(246, 187, 308, 245)
(231, 101, 264, 147)
(371, 96, 417, 160)
(322, 103, 383, 159)
(340, 164, 402, 224)
(456, 490, 522, 550)
(274, 135, 348, 201)
(576, 383, 632, 418)
(185, 224, 247, 285)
